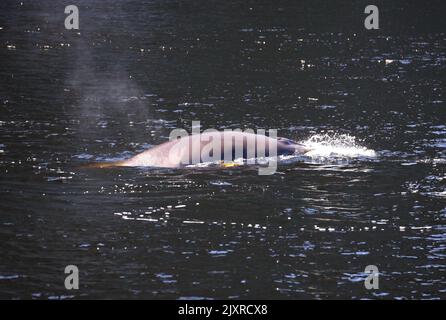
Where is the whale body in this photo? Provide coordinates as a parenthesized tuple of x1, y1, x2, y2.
(91, 131, 311, 168)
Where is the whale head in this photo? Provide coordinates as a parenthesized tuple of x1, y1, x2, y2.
(277, 137, 312, 155)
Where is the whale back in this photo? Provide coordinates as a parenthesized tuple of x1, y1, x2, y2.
(87, 131, 311, 168)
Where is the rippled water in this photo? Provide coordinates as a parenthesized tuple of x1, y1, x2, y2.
(0, 0, 445, 299)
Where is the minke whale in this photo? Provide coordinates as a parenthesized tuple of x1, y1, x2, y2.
(88, 131, 312, 169)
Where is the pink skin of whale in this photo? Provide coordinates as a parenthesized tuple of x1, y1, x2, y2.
(91, 131, 311, 168)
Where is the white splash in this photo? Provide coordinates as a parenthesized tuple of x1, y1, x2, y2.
(301, 134, 376, 159)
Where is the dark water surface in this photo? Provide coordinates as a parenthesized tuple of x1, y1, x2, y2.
(0, 0, 445, 299)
